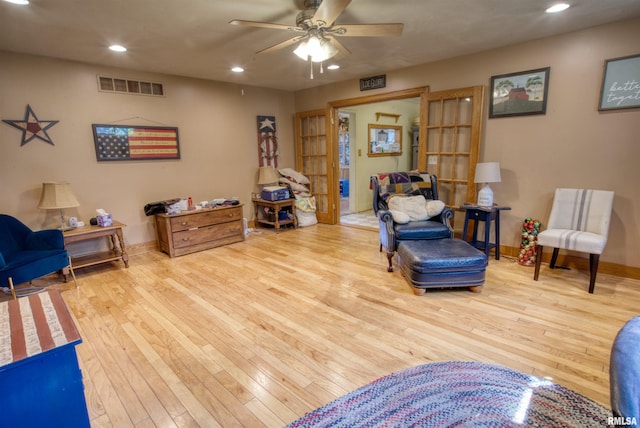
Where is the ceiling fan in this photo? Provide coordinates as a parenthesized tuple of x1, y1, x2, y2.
(229, 0, 403, 64)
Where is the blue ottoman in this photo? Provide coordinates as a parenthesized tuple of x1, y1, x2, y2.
(397, 238, 488, 295)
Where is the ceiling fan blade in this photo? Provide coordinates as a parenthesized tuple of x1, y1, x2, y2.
(313, 0, 352, 26)
(229, 19, 301, 32)
(333, 23, 404, 37)
(329, 36, 351, 59)
(257, 36, 306, 55)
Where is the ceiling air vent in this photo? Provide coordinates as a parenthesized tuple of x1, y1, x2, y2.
(97, 76, 164, 97)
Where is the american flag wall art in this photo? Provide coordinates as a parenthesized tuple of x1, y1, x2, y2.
(92, 124, 180, 161)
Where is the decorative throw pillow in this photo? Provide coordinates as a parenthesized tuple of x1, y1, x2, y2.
(390, 210, 411, 224)
(279, 176, 309, 193)
(279, 167, 310, 184)
(425, 200, 445, 218)
(388, 195, 429, 222)
(387, 195, 445, 223)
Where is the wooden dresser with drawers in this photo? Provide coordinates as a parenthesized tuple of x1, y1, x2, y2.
(155, 204, 244, 257)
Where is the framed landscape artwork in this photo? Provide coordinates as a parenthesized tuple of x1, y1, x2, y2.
(489, 67, 550, 118)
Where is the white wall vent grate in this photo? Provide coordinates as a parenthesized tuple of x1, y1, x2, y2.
(97, 76, 164, 96)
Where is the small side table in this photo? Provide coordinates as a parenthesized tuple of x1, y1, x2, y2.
(63, 220, 129, 270)
(460, 204, 511, 260)
(252, 198, 297, 232)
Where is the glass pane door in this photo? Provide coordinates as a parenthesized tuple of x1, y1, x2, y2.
(295, 109, 335, 224)
(419, 86, 484, 228)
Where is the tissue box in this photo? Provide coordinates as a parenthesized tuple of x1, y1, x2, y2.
(261, 186, 289, 201)
(97, 213, 112, 227)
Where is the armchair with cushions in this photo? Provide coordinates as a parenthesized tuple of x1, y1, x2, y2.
(0, 214, 75, 299)
(372, 172, 454, 272)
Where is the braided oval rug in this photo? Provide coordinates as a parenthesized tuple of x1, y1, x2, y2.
(286, 361, 611, 427)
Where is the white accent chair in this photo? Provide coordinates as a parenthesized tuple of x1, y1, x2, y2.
(533, 188, 614, 293)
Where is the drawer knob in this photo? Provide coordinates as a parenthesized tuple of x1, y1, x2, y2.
(180, 221, 189, 226)
(182, 237, 190, 241)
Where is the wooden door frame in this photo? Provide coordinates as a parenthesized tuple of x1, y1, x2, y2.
(328, 87, 429, 221)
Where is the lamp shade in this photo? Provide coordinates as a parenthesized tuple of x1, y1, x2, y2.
(474, 162, 501, 184)
(293, 35, 338, 63)
(38, 182, 80, 209)
(257, 166, 280, 185)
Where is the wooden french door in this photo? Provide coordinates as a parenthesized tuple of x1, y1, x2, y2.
(294, 109, 336, 224)
(419, 86, 484, 210)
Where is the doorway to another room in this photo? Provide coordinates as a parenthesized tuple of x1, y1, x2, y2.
(338, 112, 353, 215)
(337, 99, 421, 230)
(338, 111, 379, 229)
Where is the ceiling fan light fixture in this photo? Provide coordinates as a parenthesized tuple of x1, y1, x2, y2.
(293, 35, 338, 63)
(318, 38, 338, 62)
(293, 37, 311, 60)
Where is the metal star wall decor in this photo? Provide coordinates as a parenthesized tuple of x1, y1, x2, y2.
(2, 104, 59, 146)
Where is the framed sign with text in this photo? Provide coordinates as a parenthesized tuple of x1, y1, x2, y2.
(599, 54, 640, 111)
(360, 75, 386, 91)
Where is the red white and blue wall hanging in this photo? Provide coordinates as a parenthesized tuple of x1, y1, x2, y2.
(257, 115, 279, 167)
(2, 104, 59, 146)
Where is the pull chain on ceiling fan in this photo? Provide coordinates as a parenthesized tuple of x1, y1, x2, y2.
(230, 0, 403, 78)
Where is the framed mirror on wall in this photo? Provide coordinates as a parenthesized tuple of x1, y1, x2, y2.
(368, 124, 402, 156)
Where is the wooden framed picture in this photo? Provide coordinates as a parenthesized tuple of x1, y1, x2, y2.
(599, 53, 640, 111)
(92, 124, 180, 161)
(489, 67, 550, 118)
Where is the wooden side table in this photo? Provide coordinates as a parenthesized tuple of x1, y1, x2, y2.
(252, 198, 297, 232)
(0, 290, 90, 427)
(63, 220, 129, 270)
(460, 204, 511, 260)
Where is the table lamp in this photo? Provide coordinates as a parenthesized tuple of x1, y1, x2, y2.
(474, 162, 501, 207)
(257, 166, 279, 190)
(38, 181, 80, 230)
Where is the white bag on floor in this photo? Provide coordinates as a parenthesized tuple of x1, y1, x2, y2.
(297, 211, 317, 227)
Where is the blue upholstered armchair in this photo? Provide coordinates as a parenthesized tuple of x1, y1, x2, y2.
(0, 214, 74, 299)
(610, 316, 640, 421)
(371, 172, 453, 272)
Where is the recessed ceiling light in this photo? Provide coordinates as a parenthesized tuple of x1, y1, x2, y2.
(109, 45, 127, 52)
(3, 0, 29, 4)
(231, 66, 244, 73)
(546, 3, 570, 13)
(327, 64, 340, 70)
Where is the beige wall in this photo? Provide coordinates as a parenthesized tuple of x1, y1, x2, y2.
(0, 52, 296, 249)
(296, 18, 640, 270)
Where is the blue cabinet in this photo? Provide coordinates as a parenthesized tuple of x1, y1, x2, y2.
(0, 291, 90, 427)
(340, 179, 349, 197)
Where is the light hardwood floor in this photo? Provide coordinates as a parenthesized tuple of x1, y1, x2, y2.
(19, 224, 640, 427)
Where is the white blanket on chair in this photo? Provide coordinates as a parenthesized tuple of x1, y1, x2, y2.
(387, 195, 444, 223)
